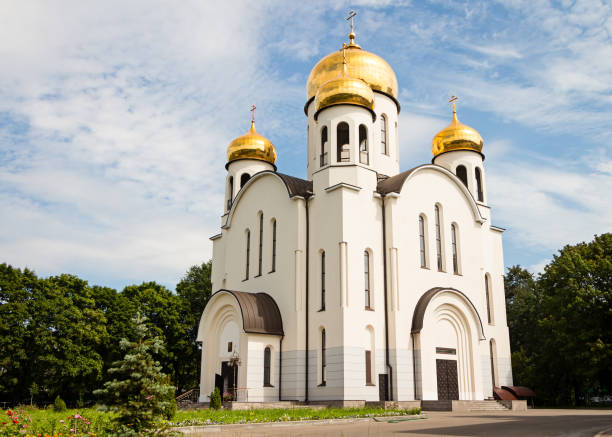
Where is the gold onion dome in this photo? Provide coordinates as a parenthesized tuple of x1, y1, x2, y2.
(432, 97, 484, 157)
(306, 19, 399, 111)
(226, 106, 277, 168)
(314, 47, 375, 120)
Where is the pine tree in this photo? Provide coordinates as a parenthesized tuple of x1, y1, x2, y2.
(94, 312, 176, 435)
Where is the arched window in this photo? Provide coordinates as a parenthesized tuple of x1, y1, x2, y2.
(227, 176, 234, 211)
(257, 213, 263, 276)
(337, 122, 350, 162)
(435, 205, 444, 271)
(264, 346, 272, 386)
(485, 274, 494, 324)
(419, 215, 427, 268)
(270, 219, 276, 273)
(240, 173, 250, 188)
(320, 251, 326, 310)
(320, 126, 328, 166)
(321, 329, 327, 386)
(475, 167, 484, 201)
(359, 124, 368, 164)
(451, 224, 459, 274)
(245, 229, 250, 280)
(380, 114, 388, 155)
(456, 165, 468, 187)
(364, 251, 371, 308)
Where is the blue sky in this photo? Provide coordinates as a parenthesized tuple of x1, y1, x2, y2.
(1, 0, 611, 290)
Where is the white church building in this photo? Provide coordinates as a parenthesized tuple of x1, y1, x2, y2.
(197, 24, 513, 403)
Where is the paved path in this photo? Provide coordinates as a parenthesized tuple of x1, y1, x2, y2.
(180, 409, 612, 436)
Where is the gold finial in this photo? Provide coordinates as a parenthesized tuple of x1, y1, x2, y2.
(346, 10, 357, 45)
(250, 103, 256, 129)
(449, 95, 458, 122)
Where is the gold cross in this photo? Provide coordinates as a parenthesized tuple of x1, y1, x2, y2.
(346, 10, 356, 34)
(449, 96, 458, 103)
(250, 104, 256, 123)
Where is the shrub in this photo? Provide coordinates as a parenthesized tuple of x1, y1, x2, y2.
(209, 387, 221, 410)
(53, 396, 67, 412)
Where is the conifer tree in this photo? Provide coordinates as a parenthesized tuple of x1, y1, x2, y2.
(95, 312, 176, 435)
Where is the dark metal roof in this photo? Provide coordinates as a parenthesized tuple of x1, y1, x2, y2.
(275, 172, 313, 198)
(494, 386, 518, 400)
(376, 166, 421, 195)
(217, 289, 284, 336)
(503, 386, 536, 398)
(410, 287, 485, 339)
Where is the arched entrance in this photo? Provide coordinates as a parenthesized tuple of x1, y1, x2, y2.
(197, 290, 284, 403)
(411, 287, 485, 400)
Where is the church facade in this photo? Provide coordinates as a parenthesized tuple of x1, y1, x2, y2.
(197, 26, 513, 403)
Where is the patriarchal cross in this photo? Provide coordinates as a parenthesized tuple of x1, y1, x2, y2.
(250, 104, 256, 123)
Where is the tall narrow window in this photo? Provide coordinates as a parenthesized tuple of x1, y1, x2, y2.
(270, 219, 276, 273)
(489, 339, 497, 388)
(337, 122, 350, 162)
(257, 213, 263, 276)
(245, 230, 250, 280)
(365, 350, 372, 384)
(485, 274, 493, 324)
(451, 224, 459, 274)
(419, 215, 427, 268)
(364, 251, 371, 308)
(475, 167, 484, 201)
(227, 177, 234, 211)
(264, 347, 271, 386)
(320, 126, 328, 166)
(456, 165, 468, 187)
(240, 173, 250, 188)
(359, 124, 368, 164)
(380, 114, 388, 154)
(321, 251, 326, 310)
(321, 329, 327, 386)
(435, 205, 443, 271)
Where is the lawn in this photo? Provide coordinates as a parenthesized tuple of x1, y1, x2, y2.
(172, 406, 422, 427)
(1, 405, 420, 436)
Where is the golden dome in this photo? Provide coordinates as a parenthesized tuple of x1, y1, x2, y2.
(306, 39, 399, 110)
(432, 98, 483, 157)
(313, 51, 375, 119)
(226, 108, 277, 167)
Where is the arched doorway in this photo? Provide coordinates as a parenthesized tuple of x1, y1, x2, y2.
(411, 287, 485, 400)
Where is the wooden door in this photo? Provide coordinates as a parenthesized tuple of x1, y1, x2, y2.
(436, 359, 459, 400)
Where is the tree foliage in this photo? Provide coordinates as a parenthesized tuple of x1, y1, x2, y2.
(506, 233, 611, 405)
(0, 261, 212, 404)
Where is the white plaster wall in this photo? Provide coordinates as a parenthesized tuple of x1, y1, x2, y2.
(244, 334, 281, 402)
(384, 165, 511, 401)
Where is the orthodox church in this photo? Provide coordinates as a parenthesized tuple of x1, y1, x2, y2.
(197, 20, 512, 403)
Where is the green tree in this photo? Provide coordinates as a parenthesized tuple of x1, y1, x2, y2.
(95, 312, 175, 435)
(175, 261, 212, 391)
(506, 234, 612, 405)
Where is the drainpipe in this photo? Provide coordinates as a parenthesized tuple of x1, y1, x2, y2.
(381, 194, 394, 401)
(304, 197, 310, 402)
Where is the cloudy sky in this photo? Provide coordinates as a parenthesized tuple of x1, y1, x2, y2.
(1, 0, 611, 290)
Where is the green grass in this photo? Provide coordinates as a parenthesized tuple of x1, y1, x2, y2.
(1, 405, 421, 436)
(171, 406, 422, 427)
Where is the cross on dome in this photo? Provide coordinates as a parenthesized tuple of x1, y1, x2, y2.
(346, 10, 358, 46)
